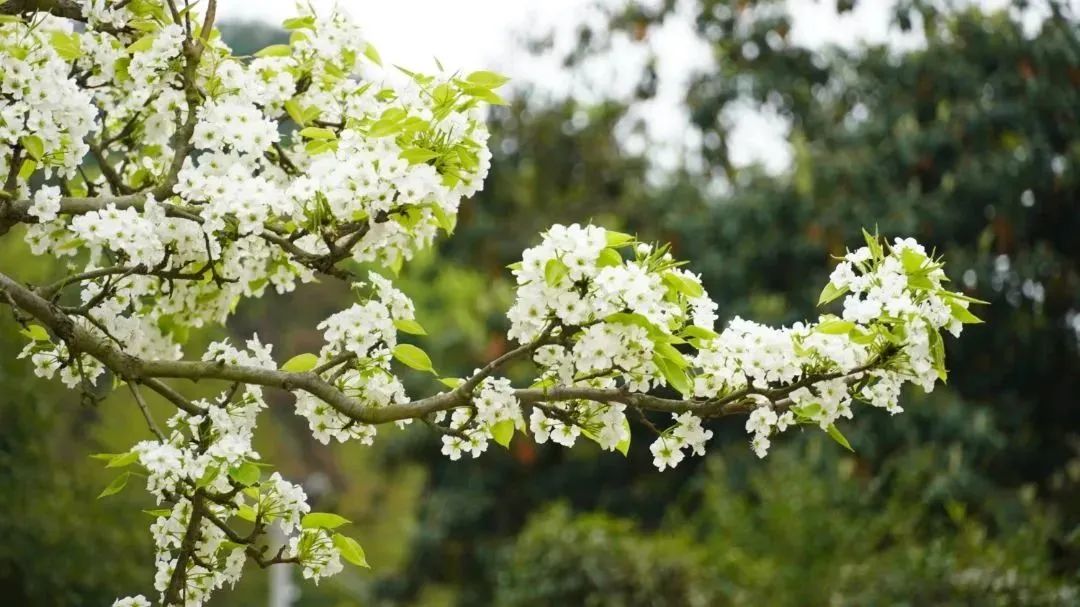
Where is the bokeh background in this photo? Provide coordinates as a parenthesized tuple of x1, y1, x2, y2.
(2, 0, 1079, 604)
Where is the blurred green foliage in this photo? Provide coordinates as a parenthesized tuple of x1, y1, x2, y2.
(496, 440, 1077, 606)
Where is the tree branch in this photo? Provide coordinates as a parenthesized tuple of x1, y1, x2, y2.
(0, 268, 888, 431)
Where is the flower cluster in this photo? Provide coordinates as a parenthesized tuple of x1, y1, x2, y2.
(504, 224, 716, 462)
(0, 15, 96, 183)
(440, 376, 520, 460)
(690, 233, 978, 457)
(97, 334, 361, 605)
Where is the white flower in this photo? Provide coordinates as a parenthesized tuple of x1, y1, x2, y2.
(112, 596, 151, 607)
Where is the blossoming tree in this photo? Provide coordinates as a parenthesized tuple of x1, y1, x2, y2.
(0, 1, 984, 605)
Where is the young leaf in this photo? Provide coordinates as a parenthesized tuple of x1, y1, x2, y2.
(825, 424, 854, 452)
(816, 318, 856, 335)
(817, 282, 848, 306)
(948, 301, 983, 324)
(605, 231, 634, 247)
(653, 355, 691, 396)
(465, 70, 510, 88)
(302, 512, 351, 530)
(332, 533, 370, 568)
(228, 462, 261, 487)
(439, 377, 464, 389)
(105, 451, 139, 469)
(393, 319, 427, 335)
(281, 353, 319, 373)
(126, 33, 156, 54)
(596, 247, 623, 268)
(400, 147, 439, 164)
(283, 99, 305, 125)
(393, 344, 435, 374)
(17, 158, 36, 180)
(363, 42, 382, 66)
(98, 471, 131, 498)
(49, 31, 82, 60)
(431, 204, 457, 235)
(236, 504, 257, 522)
(283, 16, 315, 30)
(298, 126, 336, 140)
(491, 419, 515, 448)
(654, 341, 689, 369)
(255, 44, 292, 58)
(662, 272, 705, 299)
(681, 325, 719, 341)
(544, 258, 569, 287)
(19, 324, 49, 341)
(19, 135, 44, 161)
(615, 418, 631, 456)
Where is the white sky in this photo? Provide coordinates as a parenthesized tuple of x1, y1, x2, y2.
(219, 0, 1077, 178)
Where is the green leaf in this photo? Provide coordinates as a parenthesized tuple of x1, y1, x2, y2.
(605, 231, 634, 247)
(439, 377, 464, 389)
(938, 290, 990, 305)
(393, 344, 435, 374)
(363, 42, 382, 66)
(681, 325, 718, 341)
(816, 318, 856, 334)
(653, 355, 691, 396)
(465, 70, 510, 88)
(817, 282, 849, 306)
(126, 33, 156, 54)
(862, 228, 883, 260)
(332, 533, 370, 568)
(283, 15, 315, 30)
(255, 44, 292, 58)
(948, 301, 983, 324)
(282, 353, 319, 373)
(900, 248, 928, 273)
(302, 512, 351, 530)
(544, 258, 569, 287)
(400, 147, 439, 164)
(228, 462, 260, 487)
(197, 464, 221, 488)
(615, 418, 631, 456)
(298, 126, 336, 140)
(284, 99, 305, 125)
(143, 508, 172, 517)
(431, 204, 456, 235)
(236, 504, 257, 522)
(49, 31, 82, 61)
(98, 471, 131, 498)
(927, 323, 947, 382)
(654, 341, 689, 368)
(90, 452, 123, 461)
(604, 312, 665, 339)
(463, 86, 508, 105)
(105, 451, 139, 468)
(19, 135, 44, 161)
(393, 319, 427, 335)
(490, 419, 515, 448)
(825, 424, 854, 452)
(596, 247, 623, 268)
(17, 158, 36, 180)
(19, 324, 49, 341)
(304, 139, 336, 155)
(662, 272, 705, 299)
